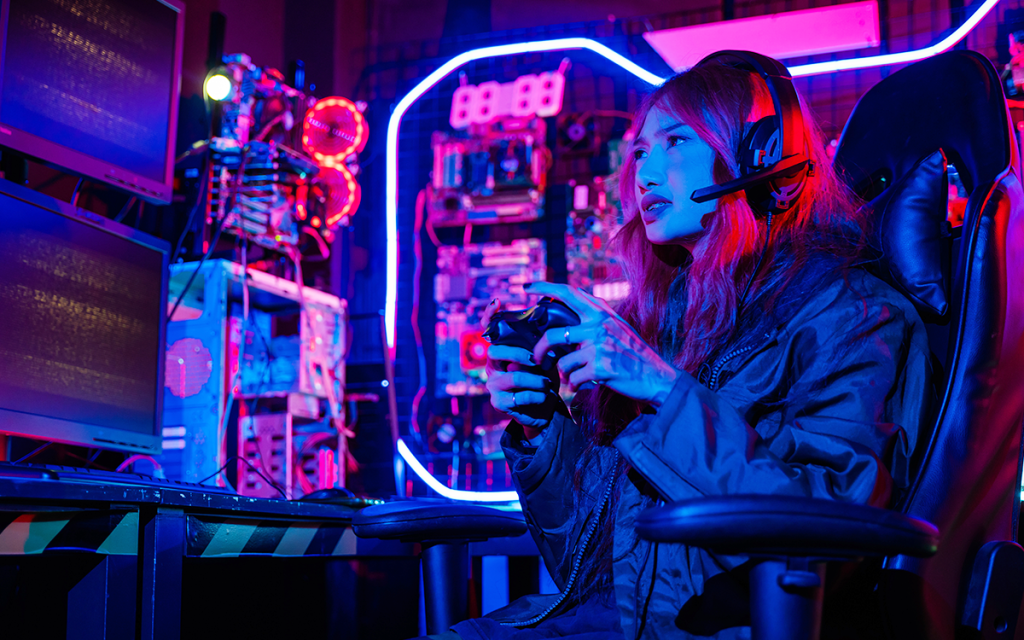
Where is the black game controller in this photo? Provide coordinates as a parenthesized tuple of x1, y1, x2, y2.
(483, 297, 581, 370)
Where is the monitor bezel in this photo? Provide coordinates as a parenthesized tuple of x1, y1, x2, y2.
(0, 0, 185, 205)
(0, 177, 169, 454)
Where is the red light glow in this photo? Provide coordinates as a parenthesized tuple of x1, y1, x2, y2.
(321, 166, 361, 228)
(303, 96, 368, 166)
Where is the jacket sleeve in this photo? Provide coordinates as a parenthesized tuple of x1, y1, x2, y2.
(613, 293, 929, 508)
(501, 409, 615, 589)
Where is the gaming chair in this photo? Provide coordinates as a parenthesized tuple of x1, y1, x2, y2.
(637, 50, 1024, 640)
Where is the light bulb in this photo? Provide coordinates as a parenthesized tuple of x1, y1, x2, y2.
(205, 74, 233, 101)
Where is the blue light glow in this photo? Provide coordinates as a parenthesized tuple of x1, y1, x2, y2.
(385, 1, 1001, 500)
(385, 37, 664, 350)
(397, 439, 520, 503)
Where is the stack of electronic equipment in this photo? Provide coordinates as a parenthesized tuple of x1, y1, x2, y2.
(195, 53, 367, 257)
(163, 260, 348, 498)
(162, 51, 368, 497)
(413, 64, 631, 498)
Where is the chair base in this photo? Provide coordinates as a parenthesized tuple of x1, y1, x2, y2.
(422, 542, 469, 635)
(750, 558, 825, 640)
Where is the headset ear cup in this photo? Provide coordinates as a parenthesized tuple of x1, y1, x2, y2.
(740, 116, 808, 214)
(694, 51, 810, 215)
(740, 117, 782, 174)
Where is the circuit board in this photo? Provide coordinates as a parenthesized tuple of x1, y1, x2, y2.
(434, 238, 546, 396)
(428, 117, 548, 227)
(565, 144, 630, 304)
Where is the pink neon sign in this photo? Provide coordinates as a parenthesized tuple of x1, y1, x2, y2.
(643, 1, 881, 71)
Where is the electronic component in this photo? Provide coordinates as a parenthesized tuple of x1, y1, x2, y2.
(555, 112, 598, 156)
(160, 259, 347, 491)
(209, 139, 318, 252)
(238, 413, 291, 498)
(202, 54, 367, 254)
(204, 53, 320, 253)
(210, 54, 305, 147)
(238, 415, 346, 499)
(236, 289, 345, 403)
(301, 97, 368, 232)
(302, 97, 368, 167)
(565, 141, 631, 304)
(434, 239, 546, 396)
(449, 69, 566, 128)
(428, 117, 549, 227)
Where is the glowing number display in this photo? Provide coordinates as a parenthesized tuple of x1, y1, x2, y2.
(474, 80, 502, 123)
(535, 71, 565, 117)
(450, 85, 476, 129)
(449, 71, 566, 128)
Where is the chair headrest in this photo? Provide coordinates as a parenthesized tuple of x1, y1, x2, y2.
(835, 50, 1012, 323)
(863, 150, 952, 322)
(835, 50, 1012, 199)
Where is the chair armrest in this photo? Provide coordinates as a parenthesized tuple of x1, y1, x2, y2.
(635, 495, 938, 559)
(352, 500, 527, 544)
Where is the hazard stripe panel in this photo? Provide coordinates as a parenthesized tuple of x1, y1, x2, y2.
(186, 515, 356, 557)
(0, 510, 138, 556)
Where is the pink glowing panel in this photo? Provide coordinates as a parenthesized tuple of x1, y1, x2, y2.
(643, 1, 880, 72)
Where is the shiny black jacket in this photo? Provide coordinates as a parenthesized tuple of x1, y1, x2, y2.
(458, 266, 932, 639)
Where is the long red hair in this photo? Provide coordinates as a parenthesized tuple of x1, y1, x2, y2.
(578, 61, 869, 441)
(566, 61, 871, 596)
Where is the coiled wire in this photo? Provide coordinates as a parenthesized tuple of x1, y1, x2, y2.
(500, 450, 621, 628)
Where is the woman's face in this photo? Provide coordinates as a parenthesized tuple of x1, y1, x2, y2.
(633, 103, 718, 247)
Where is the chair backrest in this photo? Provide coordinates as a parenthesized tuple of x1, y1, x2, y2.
(834, 50, 1024, 639)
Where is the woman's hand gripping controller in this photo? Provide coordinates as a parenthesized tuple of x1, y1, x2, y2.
(482, 298, 581, 434)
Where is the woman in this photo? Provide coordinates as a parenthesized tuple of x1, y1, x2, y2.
(453, 54, 931, 639)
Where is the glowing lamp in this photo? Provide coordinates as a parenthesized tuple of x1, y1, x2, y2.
(204, 72, 233, 101)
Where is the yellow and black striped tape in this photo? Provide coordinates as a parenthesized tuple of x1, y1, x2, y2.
(0, 510, 138, 556)
(186, 516, 356, 557)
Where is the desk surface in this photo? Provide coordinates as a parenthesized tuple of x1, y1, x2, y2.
(0, 474, 359, 520)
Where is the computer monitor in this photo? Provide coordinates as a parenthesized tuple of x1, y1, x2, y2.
(0, 178, 168, 453)
(0, 0, 185, 203)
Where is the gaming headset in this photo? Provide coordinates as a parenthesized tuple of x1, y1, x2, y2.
(688, 51, 812, 216)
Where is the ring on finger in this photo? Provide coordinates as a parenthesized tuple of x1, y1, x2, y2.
(512, 391, 517, 408)
(564, 327, 571, 344)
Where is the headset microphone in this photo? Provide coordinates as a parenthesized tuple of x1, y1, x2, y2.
(691, 155, 808, 203)
(688, 51, 812, 216)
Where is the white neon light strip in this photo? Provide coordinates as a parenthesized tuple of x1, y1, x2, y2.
(386, 0, 1001, 347)
(397, 439, 520, 502)
(386, 1, 999, 500)
(789, 0, 1001, 76)
(385, 37, 663, 349)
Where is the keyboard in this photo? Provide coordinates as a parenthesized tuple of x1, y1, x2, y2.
(0, 461, 235, 494)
